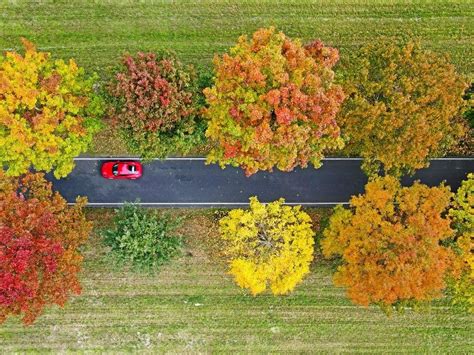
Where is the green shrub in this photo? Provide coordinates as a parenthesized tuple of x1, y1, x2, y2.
(101, 203, 183, 270)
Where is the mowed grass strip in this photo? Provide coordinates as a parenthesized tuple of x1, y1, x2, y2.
(1, 209, 472, 352)
(1, 0, 472, 77)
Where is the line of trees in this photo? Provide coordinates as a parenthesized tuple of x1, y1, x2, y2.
(1, 173, 471, 325)
(219, 175, 472, 314)
(1, 29, 472, 325)
(1, 29, 471, 178)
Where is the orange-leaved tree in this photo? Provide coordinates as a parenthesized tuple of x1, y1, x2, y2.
(204, 27, 345, 176)
(0, 172, 91, 325)
(338, 38, 467, 177)
(0, 39, 103, 178)
(321, 176, 461, 312)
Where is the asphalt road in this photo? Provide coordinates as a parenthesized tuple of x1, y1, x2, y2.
(46, 157, 473, 208)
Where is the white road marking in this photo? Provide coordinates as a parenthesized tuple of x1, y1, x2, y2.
(65, 156, 471, 206)
(73, 157, 473, 161)
(70, 202, 350, 206)
(74, 157, 207, 161)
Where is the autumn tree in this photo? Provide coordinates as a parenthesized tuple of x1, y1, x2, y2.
(321, 176, 461, 312)
(338, 38, 467, 177)
(448, 173, 473, 312)
(108, 52, 204, 160)
(219, 197, 314, 295)
(204, 27, 345, 176)
(450, 82, 474, 156)
(0, 39, 103, 178)
(0, 171, 91, 325)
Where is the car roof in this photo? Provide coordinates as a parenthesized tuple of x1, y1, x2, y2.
(117, 162, 139, 175)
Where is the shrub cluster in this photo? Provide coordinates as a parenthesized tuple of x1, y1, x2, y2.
(101, 203, 183, 270)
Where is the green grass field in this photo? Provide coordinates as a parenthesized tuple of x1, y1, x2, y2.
(1, 0, 473, 77)
(1, 209, 473, 352)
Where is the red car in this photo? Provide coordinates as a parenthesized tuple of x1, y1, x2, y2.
(101, 161, 143, 180)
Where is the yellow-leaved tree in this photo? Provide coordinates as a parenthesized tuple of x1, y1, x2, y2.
(449, 173, 474, 312)
(219, 197, 314, 295)
(0, 39, 103, 178)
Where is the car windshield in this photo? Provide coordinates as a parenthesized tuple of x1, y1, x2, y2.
(112, 164, 119, 176)
(128, 165, 136, 173)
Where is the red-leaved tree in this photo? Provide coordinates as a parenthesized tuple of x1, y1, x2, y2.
(109, 52, 202, 160)
(0, 172, 91, 325)
(204, 27, 345, 176)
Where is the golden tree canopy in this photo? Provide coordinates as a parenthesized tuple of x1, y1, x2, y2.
(219, 197, 314, 295)
(0, 39, 103, 178)
(449, 173, 474, 312)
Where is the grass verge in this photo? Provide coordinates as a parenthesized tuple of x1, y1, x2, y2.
(1, 208, 472, 352)
(2, 1, 472, 77)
